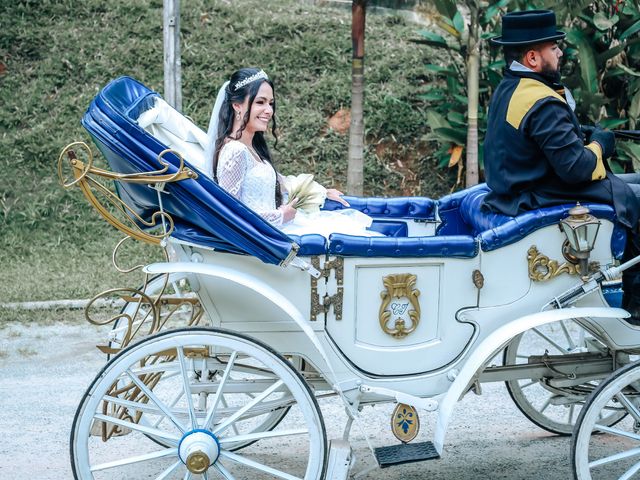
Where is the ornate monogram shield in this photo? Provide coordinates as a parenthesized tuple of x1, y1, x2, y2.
(378, 273, 421, 338)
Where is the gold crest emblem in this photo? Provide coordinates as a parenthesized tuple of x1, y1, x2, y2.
(379, 273, 421, 338)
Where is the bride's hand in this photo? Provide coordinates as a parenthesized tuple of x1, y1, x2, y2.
(279, 198, 298, 223)
(326, 188, 350, 207)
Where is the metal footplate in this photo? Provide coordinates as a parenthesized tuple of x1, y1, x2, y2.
(374, 441, 440, 468)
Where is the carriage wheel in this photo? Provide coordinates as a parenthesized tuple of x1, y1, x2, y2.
(71, 328, 327, 479)
(504, 320, 625, 435)
(572, 360, 640, 480)
(111, 276, 293, 451)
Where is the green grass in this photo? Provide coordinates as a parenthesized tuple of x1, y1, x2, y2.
(0, 0, 452, 304)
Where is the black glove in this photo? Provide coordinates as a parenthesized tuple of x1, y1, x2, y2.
(591, 128, 615, 159)
(580, 124, 597, 142)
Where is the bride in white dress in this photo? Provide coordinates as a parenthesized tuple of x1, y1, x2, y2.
(205, 68, 381, 238)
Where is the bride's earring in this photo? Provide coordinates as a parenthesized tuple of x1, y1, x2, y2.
(236, 111, 241, 120)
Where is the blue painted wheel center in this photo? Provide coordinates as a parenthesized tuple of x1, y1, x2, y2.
(178, 429, 221, 472)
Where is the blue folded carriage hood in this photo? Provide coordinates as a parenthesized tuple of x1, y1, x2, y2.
(81, 76, 298, 266)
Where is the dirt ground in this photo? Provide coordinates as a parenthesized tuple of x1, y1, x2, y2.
(0, 321, 577, 479)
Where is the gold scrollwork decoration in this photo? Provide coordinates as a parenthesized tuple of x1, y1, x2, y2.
(379, 273, 421, 339)
(527, 245, 578, 282)
(57, 143, 206, 246)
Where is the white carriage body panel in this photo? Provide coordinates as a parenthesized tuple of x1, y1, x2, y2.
(325, 256, 477, 376)
(191, 249, 319, 332)
(160, 217, 627, 404)
(478, 221, 616, 308)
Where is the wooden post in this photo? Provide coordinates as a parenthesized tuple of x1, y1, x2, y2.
(465, 1, 480, 186)
(163, 0, 182, 112)
(347, 0, 367, 196)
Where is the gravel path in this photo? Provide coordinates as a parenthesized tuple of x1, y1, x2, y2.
(0, 322, 575, 479)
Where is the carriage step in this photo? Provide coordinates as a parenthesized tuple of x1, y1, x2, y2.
(374, 441, 439, 468)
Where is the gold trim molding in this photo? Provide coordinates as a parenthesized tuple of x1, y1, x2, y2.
(379, 273, 421, 338)
(527, 245, 578, 282)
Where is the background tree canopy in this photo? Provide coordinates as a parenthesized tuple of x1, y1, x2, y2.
(0, 0, 637, 305)
(0, 0, 452, 304)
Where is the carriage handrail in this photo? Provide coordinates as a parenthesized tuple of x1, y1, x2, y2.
(58, 142, 198, 187)
(549, 253, 640, 309)
(57, 142, 202, 246)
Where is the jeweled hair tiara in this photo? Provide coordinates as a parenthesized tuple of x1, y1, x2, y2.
(233, 70, 269, 91)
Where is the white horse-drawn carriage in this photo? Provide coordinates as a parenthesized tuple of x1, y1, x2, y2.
(59, 77, 640, 479)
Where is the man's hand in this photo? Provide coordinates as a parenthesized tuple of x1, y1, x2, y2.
(326, 188, 350, 207)
(591, 128, 616, 159)
(580, 124, 597, 142)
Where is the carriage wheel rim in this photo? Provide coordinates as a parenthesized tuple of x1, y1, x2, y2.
(572, 360, 640, 480)
(70, 327, 327, 479)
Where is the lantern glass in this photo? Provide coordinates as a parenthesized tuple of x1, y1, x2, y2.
(560, 205, 601, 254)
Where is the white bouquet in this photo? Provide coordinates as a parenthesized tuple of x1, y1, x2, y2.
(283, 174, 327, 213)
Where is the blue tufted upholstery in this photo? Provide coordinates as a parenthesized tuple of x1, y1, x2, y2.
(368, 220, 408, 237)
(436, 184, 490, 236)
(457, 188, 626, 258)
(328, 234, 478, 258)
(323, 196, 436, 220)
(85, 77, 626, 261)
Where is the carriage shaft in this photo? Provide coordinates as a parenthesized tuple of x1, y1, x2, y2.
(479, 354, 613, 385)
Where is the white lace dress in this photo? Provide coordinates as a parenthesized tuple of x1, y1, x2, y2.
(217, 141, 382, 238)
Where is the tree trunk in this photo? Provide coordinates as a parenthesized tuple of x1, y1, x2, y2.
(163, 0, 182, 112)
(347, 0, 367, 196)
(465, 2, 480, 186)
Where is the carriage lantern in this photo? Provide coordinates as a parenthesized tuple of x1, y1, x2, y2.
(560, 204, 601, 276)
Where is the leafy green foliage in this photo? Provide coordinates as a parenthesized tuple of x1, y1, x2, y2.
(414, 0, 504, 173)
(556, 0, 640, 171)
(0, 0, 448, 302)
(415, 0, 640, 175)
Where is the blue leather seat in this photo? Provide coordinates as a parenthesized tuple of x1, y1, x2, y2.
(457, 186, 626, 258)
(324, 196, 436, 220)
(85, 77, 625, 262)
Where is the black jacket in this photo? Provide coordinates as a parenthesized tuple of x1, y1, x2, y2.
(483, 69, 639, 229)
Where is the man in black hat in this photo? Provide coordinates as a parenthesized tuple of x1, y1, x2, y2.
(482, 10, 640, 322)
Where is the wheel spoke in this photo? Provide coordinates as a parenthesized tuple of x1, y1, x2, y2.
(153, 388, 186, 428)
(90, 447, 177, 471)
(589, 446, 640, 468)
(156, 460, 182, 480)
(203, 351, 238, 431)
(220, 396, 240, 436)
(177, 347, 198, 429)
(213, 380, 285, 436)
(539, 397, 551, 413)
(559, 320, 578, 351)
(594, 423, 640, 442)
(531, 328, 568, 353)
(93, 413, 180, 444)
(126, 368, 187, 433)
(220, 450, 302, 480)
(183, 470, 193, 480)
(518, 380, 537, 389)
(620, 461, 640, 480)
(219, 428, 308, 445)
(616, 391, 640, 423)
(214, 462, 236, 479)
(568, 404, 575, 424)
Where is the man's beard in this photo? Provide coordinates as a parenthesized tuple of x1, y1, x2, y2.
(540, 59, 561, 83)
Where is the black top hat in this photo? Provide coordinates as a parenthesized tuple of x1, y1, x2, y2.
(490, 10, 566, 46)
